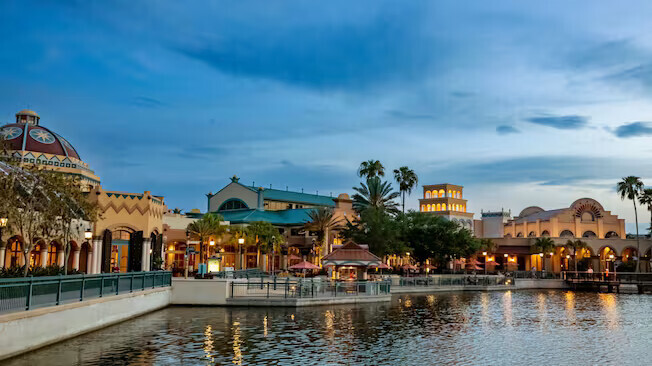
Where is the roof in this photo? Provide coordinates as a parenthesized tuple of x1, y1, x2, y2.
(322, 242, 381, 267)
(513, 208, 566, 223)
(235, 182, 335, 207)
(1, 122, 81, 160)
(217, 207, 316, 226)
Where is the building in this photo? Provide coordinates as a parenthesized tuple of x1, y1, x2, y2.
(203, 175, 353, 270)
(418, 183, 474, 231)
(474, 198, 652, 273)
(0, 109, 165, 274)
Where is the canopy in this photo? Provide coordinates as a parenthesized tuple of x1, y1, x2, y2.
(467, 258, 481, 265)
(485, 260, 499, 266)
(402, 264, 418, 270)
(322, 242, 381, 267)
(288, 254, 302, 261)
(289, 261, 320, 270)
(370, 263, 391, 269)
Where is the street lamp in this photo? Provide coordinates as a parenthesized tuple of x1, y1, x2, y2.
(0, 217, 8, 244)
(238, 237, 245, 270)
(84, 228, 93, 241)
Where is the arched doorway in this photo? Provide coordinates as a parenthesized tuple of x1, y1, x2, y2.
(29, 242, 44, 268)
(599, 246, 617, 272)
(5, 237, 23, 267)
(575, 247, 594, 271)
(110, 227, 134, 273)
(79, 242, 91, 273)
(47, 241, 61, 266)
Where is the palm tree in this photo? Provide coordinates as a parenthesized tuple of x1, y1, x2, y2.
(304, 207, 342, 256)
(639, 188, 652, 237)
(532, 237, 556, 272)
(357, 160, 385, 179)
(393, 166, 418, 213)
(618, 176, 644, 271)
(352, 176, 400, 214)
(186, 213, 226, 267)
(565, 239, 587, 271)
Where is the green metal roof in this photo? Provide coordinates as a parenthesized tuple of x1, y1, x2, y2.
(217, 208, 317, 226)
(237, 182, 335, 207)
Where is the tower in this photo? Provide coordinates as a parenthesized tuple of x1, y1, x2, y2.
(419, 183, 474, 231)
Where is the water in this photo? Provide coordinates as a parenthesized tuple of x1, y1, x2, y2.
(5, 290, 652, 366)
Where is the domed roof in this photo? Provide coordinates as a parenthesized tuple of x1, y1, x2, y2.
(1, 111, 80, 160)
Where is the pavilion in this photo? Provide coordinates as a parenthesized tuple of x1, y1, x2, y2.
(322, 242, 381, 280)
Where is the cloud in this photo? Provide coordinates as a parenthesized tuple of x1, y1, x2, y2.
(386, 110, 435, 120)
(496, 125, 520, 135)
(172, 6, 436, 91)
(525, 115, 589, 130)
(613, 121, 652, 138)
(604, 64, 652, 92)
(130, 96, 166, 108)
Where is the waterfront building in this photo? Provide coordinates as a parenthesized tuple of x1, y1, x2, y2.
(0, 109, 165, 274)
(418, 183, 474, 231)
(474, 198, 652, 272)
(322, 242, 381, 280)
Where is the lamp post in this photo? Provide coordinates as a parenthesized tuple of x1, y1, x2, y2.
(1, 216, 9, 245)
(504, 253, 508, 272)
(538, 252, 544, 272)
(238, 237, 245, 270)
(270, 236, 277, 275)
(184, 229, 190, 279)
(482, 251, 487, 275)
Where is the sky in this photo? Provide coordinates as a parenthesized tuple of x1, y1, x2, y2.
(1, 1, 651, 233)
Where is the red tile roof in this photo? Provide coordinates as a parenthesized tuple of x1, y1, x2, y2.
(322, 242, 381, 262)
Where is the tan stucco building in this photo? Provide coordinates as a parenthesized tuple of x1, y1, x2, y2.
(419, 183, 474, 231)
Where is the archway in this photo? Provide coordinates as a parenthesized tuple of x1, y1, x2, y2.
(47, 241, 62, 266)
(5, 236, 23, 267)
(604, 231, 619, 238)
(528, 231, 536, 238)
(110, 226, 134, 272)
(621, 247, 638, 263)
(79, 242, 91, 273)
(575, 247, 594, 271)
(541, 230, 550, 237)
(582, 231, 597, 238)
(560, 230, 574, 238)
(29, 242, 44, 268)
(599, 246, 617, 272)
(516, 232, 523, 238)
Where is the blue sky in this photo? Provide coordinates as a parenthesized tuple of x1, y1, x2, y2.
(1, 1, 652, 232)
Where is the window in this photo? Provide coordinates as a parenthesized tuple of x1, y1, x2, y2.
(218, 199, 249, 211)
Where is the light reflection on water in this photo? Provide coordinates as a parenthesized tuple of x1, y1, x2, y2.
(4, 291, 652, 366)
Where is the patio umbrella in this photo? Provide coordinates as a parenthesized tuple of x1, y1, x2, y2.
(288, 254, 302, 261)
(289, 261, 320, 270)
(467, 258, 481, 265)
(402, 264, 418, 271)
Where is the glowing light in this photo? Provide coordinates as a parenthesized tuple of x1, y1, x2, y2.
(238, 238, 245, 244)
(209, 239, 215, 246)
(482, 251, 487, 256)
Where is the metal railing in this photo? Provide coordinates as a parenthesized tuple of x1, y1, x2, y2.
(397, 275, 514, 287)
(230, 279, 391, 299)
(510, 270, 559, 279)
(563, 271, 652, 283)
(0, 271, 172, 314)
(213, 268, 268, 279)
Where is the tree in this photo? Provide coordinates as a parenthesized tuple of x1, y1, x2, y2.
(393, 166, 418, 213)
(617, 176, 644, 271)
(352, 177, 400, 214)
(340, 209, 405, 257)
(357, 160, 385, 179)
(479, 238, 497, 254)
(186, 213, 226, 267)
(638, 188, 652, 237)
(532, 237, 556, 272)
(245, 221, 284, 270)
(304, 207, 341, 256)
(565, 239, 587, 272)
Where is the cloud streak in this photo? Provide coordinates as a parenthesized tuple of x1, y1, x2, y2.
(525, 115, 589, 130)
(613, 121, 652, 138)
(496, 125, 520, 135)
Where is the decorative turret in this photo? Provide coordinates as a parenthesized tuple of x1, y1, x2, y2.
(15, 109, 40, 125)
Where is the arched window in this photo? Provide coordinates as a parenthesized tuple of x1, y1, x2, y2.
(436, 204, 441, 211)
(438, 190, 444, 197)
(427, 204, 431, 211)
(425, 192, 431, 198)
(442, 203, 447, 211)
(581, 212, 595, 222)
(112, 228, 133, 241)
(559, 230, 574, 238)
(528, 231, 536, 237)
(47, 242, 59, 266)
(516, 232, 523, 237)
(582, 231, 597, 238)
(421, 205, 425, 212)
(541, 230, 550, 237)
(218, 198, 249, 211)
(604, 231, 619, 238)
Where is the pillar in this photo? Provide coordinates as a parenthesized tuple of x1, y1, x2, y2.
(281, 253, 288, 270)
(72, 249, 80, 271)
(40, 247, 47, 267)
(260, 253, 267, 272)
(0, 247, 5, 268)
(142, 238, 151, 272)
(57, 248, 65, 267)
(93, 239, 102, 274)
(86, 248, 93, 274)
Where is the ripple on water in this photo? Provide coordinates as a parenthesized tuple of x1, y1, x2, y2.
(3, 291, 652, 366)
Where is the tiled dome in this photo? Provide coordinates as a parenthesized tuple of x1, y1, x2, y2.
(1, 110, 81, 160)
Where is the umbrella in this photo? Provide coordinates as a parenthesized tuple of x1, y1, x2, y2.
(467, 258, 481, 265)
(402, 264, 418, 271)
(485, 260, 499, 266)
(423, 264, 436, 269)
(288, 254, 302, 261)
(289, 261, 320, 270)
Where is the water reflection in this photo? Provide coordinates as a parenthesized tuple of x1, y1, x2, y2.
(5, 291, 651, 366)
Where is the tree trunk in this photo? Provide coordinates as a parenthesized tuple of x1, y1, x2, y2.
(402, 191, 406, 213)
(23, 251, 29, 277)
(633, 199, 640, 272)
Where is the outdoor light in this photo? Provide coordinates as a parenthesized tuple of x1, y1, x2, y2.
(549, 252, 554, 256)
(406, 252, 410, 256)
(539, 253, 543, 257)
(84, 229, 92, 240)
(209, 239, 215, 246)
(609, 254, 614, 259)
(238, 238, 245, 245)
(566, 255, 570, 259)
(504, 254, 508, 258)
(0, 217, 7, 228)
(482, 251, 487, 256)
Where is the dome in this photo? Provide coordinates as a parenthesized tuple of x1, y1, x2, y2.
(1, 110, 81, 160)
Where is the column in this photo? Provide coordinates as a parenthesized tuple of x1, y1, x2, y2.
(72, 249, 80, 271)
(86, 249, 93, 274)
(57, 249, 65, 267)
(40, 247, 48, 267)
(281, 253, 288, 270)
(93, 239, 103, 274)
(0, 247, 5, 268)
(142, 238, 151, 272)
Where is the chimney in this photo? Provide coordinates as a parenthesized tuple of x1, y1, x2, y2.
(257, 187, 264, 210)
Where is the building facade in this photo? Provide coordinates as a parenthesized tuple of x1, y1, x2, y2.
(419, 183, 474, 231)
(474, 198, 652, 273)
(0, 109, 165, 274)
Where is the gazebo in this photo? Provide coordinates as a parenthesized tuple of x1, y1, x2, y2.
(322, 242, 381, 281)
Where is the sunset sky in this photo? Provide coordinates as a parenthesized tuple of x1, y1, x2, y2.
(1, 1, 651, 232)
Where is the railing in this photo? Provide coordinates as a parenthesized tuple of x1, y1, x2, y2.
(213, 268, 268, 279)
(0, 271, 172, 314)
(510, 270, 559, 279)
(397, 275, 514, 287)
(563, 271, 652, 283)
(230, 279, 391, 299)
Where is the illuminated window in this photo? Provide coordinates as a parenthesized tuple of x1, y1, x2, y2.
(427, 204, 431, 211)
(421, 205, 425, 211)
(442, 203, 447, 211)
(425, 191, 431, 198)
(436, 203, 441, 211)
(439, 190, 444, 197)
